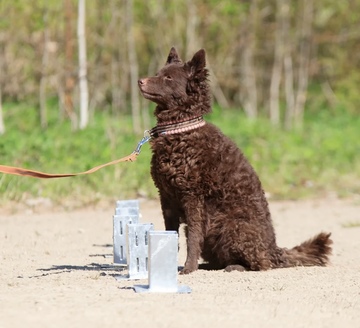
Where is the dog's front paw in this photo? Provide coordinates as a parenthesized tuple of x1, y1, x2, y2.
(180, 263, 198, 275)
(179, 267, 195, 275)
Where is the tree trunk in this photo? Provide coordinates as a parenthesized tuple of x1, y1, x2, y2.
(64, 0, 77, 129)
(0, 87, 5, 135)
(39, 8, 49, 130)
(241, 47, 258, 118)
(78, 0, 89, 130)
(110, 49, 121, 114)
(109, 0, 121, 114)
(109, 0, 127, 114)
(240, 0, 258, 119)
(185, 0, 198, 59)
(284, 54, 295, 129)
(126, 0, 141, 134)
(185, 0, 229, 109)
(294, 0, 314, 127)
(269, 0, 285, 125)
(208, 65, 230, 109)
(283, 1, 295, 129)
(0, 41, 5, 135)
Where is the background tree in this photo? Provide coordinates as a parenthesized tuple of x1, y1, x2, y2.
(63, 0, 77, 129)
(293, 0, 313, 128)
(269, 0, 285, 126)
(126, 0, 141, 134)
(0, 86, 4, 135)
(0, 32, 5, 134)
(0, 0, 359, 132)
(77, 0, 89, 130)
(239, 0, 258, 119)
(39, 7, 50, 129)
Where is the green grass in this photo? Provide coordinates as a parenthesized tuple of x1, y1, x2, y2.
(0, 103, 156, 208)
(208, 107, 360, 200)
(0, 102, 359, 208)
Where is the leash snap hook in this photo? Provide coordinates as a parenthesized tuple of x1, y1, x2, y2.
(134, 130, 151, 154)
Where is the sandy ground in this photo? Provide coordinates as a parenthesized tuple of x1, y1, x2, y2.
(1, 197, 360, 328)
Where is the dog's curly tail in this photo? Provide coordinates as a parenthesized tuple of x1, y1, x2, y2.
(280, 232, 333, 267)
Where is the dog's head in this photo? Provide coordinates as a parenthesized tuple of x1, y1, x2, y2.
(138, 47, 211, 121)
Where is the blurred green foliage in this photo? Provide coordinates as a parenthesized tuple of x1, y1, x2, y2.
(0, 102, 358, 207)
(1, 0, 359, 115)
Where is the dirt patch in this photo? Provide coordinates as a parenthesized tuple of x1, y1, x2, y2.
(1, 198, 360, 328)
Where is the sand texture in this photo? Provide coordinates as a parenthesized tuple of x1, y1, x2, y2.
(1, 198, 360, 328)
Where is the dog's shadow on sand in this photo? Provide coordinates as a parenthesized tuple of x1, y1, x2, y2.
(29, 264, 221, 279)
(23, 243, 127, 279)
(25, 242, 228, 279)
(28, 262, 126, 279)
(30, 264, 191, 279)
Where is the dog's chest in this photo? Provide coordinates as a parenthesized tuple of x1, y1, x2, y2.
(150, 137, 202, 193)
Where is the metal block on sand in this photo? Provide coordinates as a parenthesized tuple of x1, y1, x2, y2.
(113, 199, 140, 265)
(113, 214, 139, 265)
(116, 223, 154, 280)
(115, 199, 140, 217)
(134, 231, 191, 293)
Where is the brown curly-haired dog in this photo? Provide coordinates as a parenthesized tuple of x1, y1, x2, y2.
(138, 47, 332, 274)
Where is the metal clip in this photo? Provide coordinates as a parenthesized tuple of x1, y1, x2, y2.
(134, 130, 151, 154)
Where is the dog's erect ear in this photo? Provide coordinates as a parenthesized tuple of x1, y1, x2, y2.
(166, 47, 182, 65)
(188, 49, 206, 75)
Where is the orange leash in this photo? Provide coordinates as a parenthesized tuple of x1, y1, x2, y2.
(0, 133, 150, 179)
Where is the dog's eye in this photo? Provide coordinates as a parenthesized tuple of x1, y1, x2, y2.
(165, 75, 172, 80)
